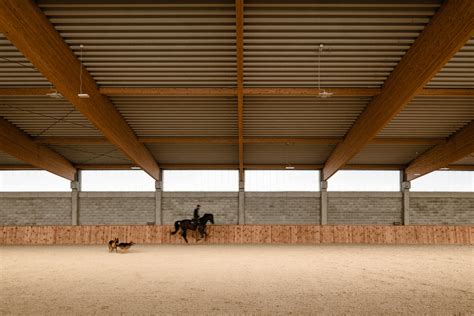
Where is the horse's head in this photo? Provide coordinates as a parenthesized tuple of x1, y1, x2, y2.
(202, 213, 214, 224)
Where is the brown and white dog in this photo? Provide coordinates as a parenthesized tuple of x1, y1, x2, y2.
(108, 238, 119, 252)
(117, 241, 135, 253)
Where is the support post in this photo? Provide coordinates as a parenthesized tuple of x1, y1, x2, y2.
(155, 179, 163, 225)
(402, 181, 411, 225)
(238, 180, 245, 224)
(70, 172, 80, 225)
(320, 180, 328, 225)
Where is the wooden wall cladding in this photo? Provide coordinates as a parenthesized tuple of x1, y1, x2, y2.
(0, 225, 472, 245)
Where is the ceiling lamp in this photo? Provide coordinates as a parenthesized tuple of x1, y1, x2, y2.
(284, 142, 295, 170)
(317, 44, 333, 98)
(46, 85, 63, 99)
(77, 44, 89, 98)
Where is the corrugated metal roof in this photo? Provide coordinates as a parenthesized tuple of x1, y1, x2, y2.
(243, 0, 440, 87)
(0, 151, 25, 165)
(452, 155, 474, 165)
(39, 0, 237, 87)
(379, 96, 474, 138)
(0, 96, 102, 137)
(110, 96, 238, 137)
(426, 38, 474, 88)
(48, 144, 132, 164)
(0, 35, 50, 87)
(145, 143, 238, 164)
(245, 96, 370, 137)
(348, 144, 434, 165)
(245, 143, 334, 164)
(0, 0, 472, 169)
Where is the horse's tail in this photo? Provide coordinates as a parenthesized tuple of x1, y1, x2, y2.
(170, 221, 181, 235)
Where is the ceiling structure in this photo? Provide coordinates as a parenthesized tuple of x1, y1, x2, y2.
(0, 0, 473, 182)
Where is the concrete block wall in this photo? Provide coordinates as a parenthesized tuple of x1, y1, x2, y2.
(162, 192, 238, 224)
(328, 192, 403, 225)
(79, 192, 155, 225)
(245, 192, 320, 224)
(0, 193, 71, 225)
(0, 191, 473, 226)
(409, 193, 474, 225)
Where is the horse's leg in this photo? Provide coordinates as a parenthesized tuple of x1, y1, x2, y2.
(198, 225, 205, 240)
(181, 227, 189, 243)
(170, 221, 180, 235)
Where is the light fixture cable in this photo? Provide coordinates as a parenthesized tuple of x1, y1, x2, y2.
(317, 44, 333, 98)
(318, 44, 322, 92)
(80, 44, 83, 95)
(78, 45, 89, 98)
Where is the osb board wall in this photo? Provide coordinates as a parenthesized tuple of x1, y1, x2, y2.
(0, 225, 472, 245)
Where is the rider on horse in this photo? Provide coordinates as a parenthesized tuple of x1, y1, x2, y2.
(191, 204, 200, 229)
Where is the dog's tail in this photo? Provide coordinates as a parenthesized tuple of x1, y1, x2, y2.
(170, 221, 181, 235)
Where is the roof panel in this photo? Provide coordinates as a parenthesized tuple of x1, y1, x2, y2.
(451, 155, 474, 166)
(48, 144, 132, 164)
(0, 151, 26, 165)
(40, 0, 237, 87)
(0, 96, 102, 137)
(0, 35, 50, 87)
(244, 96, 370, 137)
(379, 97, 474, 138)
(348, 144, 434, 165)
(244, 0, 440, 87)
(145, 143, 238, 164)
(245, 143, 334, 165)
(110, 96, 238, 137)
(426, 38, 474, 88)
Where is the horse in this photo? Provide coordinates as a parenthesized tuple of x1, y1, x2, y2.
(170, 213, 214, 243)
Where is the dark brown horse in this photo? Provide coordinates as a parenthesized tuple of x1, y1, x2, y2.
(170, 213, 214, 243)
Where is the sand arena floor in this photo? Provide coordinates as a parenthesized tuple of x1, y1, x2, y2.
(0, 244, 473, 315)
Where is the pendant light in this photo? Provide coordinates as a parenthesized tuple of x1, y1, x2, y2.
(77, 44, 90, 98)
(318, 44, 333, 98)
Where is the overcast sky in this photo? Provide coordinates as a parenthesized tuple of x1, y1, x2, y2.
(0, 170, 472, 192)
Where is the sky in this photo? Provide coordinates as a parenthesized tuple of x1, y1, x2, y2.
(0, 170, 472, 192)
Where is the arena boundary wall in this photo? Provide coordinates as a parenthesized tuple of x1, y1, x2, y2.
(0, 225, 472, 245)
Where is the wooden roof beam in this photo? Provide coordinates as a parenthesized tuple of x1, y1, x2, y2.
(235, 0, 244, 181)
(0, 117, 76, 180)
(0, 0, 160, 180)
(322, 0, 474, 180)
(405, 121, 474, 181)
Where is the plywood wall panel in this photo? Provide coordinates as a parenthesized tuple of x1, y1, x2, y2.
(252, 226, 271, 244)
(455, 226, 470, 244)
(433, 226, 447, 244)
(351, 226, 365, 244)
(383, 226, 396, 244)
(271, 226, 291, 244)
(241, 226, 254, 244)
(292, 225, 319, 244)
(334, 225, 351, 243)
(1, 225, 473, 245)
(321, 226, 335, 243)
